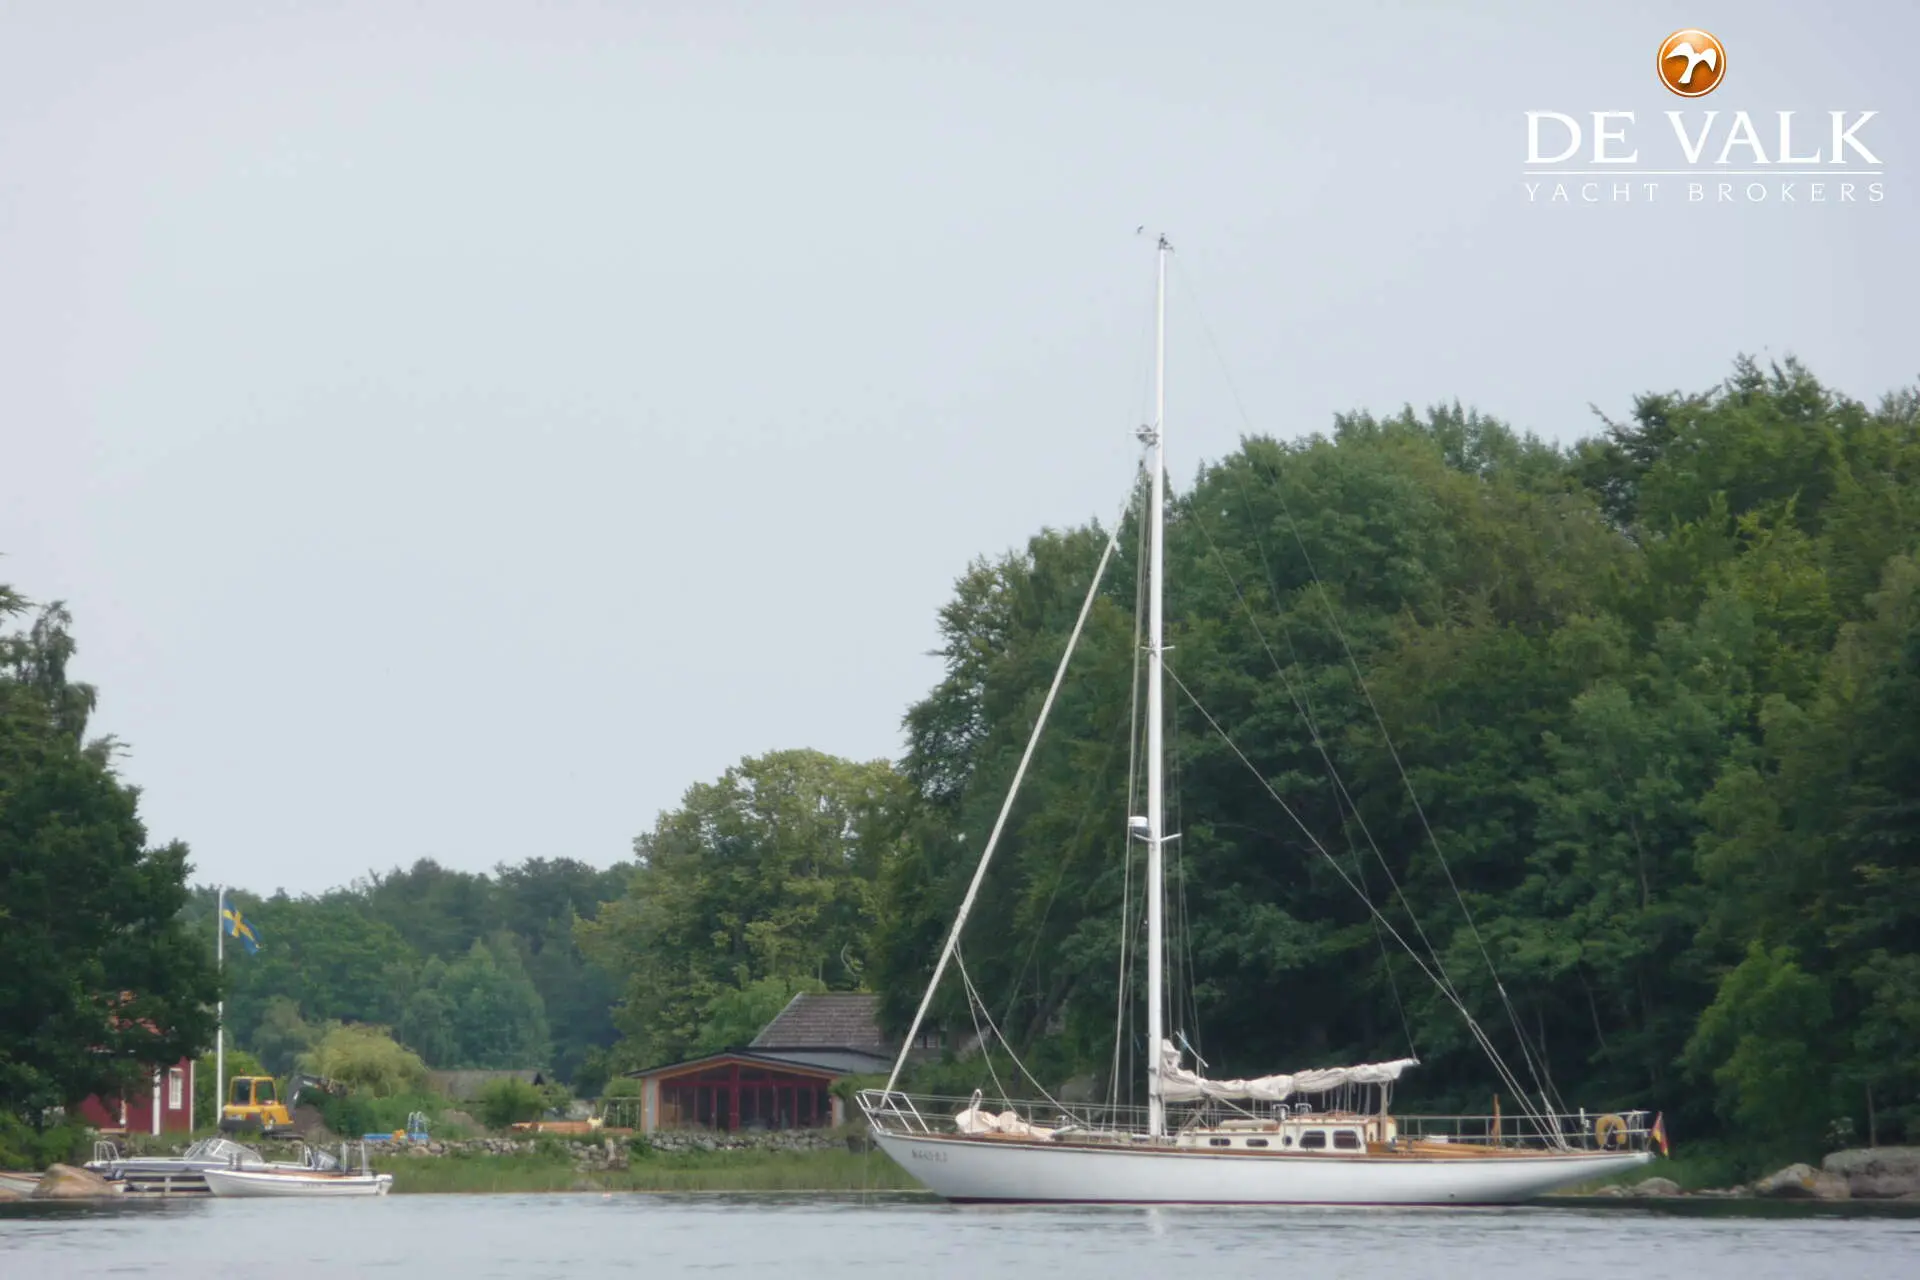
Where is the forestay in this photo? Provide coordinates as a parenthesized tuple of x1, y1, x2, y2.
(1157, 1040, 1418, 1103)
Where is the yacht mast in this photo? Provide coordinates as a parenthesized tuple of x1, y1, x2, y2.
(1145, 234, 1170, 1139)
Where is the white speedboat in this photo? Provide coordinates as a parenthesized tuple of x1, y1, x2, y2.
(86, 1137, 341, 1196)
(201, 1166, 393, 1197)
(201, 1139, 392, 1197)
(858, 237, 1663, 1205)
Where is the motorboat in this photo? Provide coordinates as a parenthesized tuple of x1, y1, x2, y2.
(201, 1141, 392, 1198)
(86, 1136, 343, 1196)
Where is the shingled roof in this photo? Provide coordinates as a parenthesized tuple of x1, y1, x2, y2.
(750, 993, 890, 1053)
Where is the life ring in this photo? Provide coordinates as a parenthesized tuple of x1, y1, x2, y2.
(1594, 1113, 1627, 1150)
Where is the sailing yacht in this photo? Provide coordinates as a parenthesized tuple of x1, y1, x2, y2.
(857, 237, 1659, 1204)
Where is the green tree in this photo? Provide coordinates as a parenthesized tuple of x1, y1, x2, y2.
(297, 1023, 429, 1097)
(694, 975, 827, 1055)
(0, 591, 218, 1129)
(476, 1077, 545, 1129)
(580, 749, 904, 1065)
(870, 363, 1920, 1159)
(1682, 943, 1835, 1160)
(436, 936, 551, 1068)
(248, 996, 319, 1076)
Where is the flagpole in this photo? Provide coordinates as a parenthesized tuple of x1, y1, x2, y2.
(215, 885, 225, 1132)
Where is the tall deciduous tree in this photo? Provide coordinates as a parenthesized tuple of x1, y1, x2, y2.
(580, 749, 904, 1066)
(0, 590, 217, 1126)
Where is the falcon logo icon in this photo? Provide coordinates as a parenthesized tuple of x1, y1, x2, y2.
(1658, 29, 1726, 97)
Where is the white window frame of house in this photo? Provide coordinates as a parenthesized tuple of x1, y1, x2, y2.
(168, 1067, 185, 1111)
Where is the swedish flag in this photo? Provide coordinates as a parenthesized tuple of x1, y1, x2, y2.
(222, 904, 261, 955)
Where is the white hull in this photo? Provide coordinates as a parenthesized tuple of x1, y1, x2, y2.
(201, 1167, 394, 1198)
(874, 1130, 1651, 1205)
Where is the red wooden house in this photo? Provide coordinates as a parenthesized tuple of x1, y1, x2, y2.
(74, 1056, 196, 1135)
(73, 995, 199, 1135)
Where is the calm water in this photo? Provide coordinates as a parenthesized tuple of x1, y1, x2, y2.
(2, 1195, 1913, 1279)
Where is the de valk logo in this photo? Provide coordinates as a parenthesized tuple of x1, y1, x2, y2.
(1522, 30, 1884, 206)
(1657, 29, 1726, 98)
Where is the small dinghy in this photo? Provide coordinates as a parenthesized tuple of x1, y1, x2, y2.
(202, 1141, 393, 1198)
(201, 1166, 393, 1197)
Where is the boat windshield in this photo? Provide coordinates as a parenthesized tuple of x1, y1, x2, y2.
(185, 1137, 263, 1164)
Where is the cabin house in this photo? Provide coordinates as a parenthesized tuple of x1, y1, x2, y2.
(624, 993, 943, 1135)
(74, 1056, 196, 1135)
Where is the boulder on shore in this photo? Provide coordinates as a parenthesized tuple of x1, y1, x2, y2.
(1752, 1162, 1849, 1200)
(1821, 1147, 1920, 1200)
(32, 1164, 119, 1200)
(1628, 1176, 1681, 1198)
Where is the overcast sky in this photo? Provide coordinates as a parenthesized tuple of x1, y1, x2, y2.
(2, 1, 1913, 895)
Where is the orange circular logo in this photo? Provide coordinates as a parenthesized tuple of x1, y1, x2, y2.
(1657, 29, 1726, 97)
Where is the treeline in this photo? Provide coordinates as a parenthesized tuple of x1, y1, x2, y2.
(8, 355, 1914, 1176)
(588, 357, 1918, 1170)
(867, 356, 1920, 1167)
(193, 858, 627, 1086)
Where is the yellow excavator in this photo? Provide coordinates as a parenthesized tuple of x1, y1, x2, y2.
(219, 1073, 344, 1135)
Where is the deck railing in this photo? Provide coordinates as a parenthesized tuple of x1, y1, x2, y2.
(855, 1089, 1656, 1153)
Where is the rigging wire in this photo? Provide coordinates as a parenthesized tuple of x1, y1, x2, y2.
(884, 458, 1147, 1096)
(992, 713, 1130, 1047)
(1213, 438, 1421, 1058)
(1162, 661, 1559, 1141)
(954, 946, 1014, 1107)
(1171, 254, 1566, 1125)
(957, 948, 1073, 1117)
(1185, 497, 1436, 1058)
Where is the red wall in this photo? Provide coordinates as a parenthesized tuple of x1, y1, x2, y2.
(75, 1058, 194, 1134)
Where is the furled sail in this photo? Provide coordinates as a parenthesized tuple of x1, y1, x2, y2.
(1157, 1040, 1418, 1103)
(953, 1090, 1056, 1139)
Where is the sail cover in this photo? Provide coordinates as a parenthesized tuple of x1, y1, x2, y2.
(1157, 1040, 1418, 1103)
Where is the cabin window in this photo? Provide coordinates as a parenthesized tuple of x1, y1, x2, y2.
(1208, 1137, 1232, 1148)
(230, 1079, 252, 1105)
(1299, 1130, 1327, 1150)
(1246, 1138, 1269, 1148)
(256, 1080, 277, 1105)
(167, 1068, 184, 1110)
(915, 1031, 943, 1050)
(1334, 1129, 1361, 1151)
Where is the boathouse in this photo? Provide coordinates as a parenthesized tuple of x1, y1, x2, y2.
(624, 993, 942, 1134)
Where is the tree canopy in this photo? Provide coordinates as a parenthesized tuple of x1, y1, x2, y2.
(192, 857, 626, 1082)
(0, 592, 218, 1128)
(872, 357, 1920, 1167)
(578, 748, 904, 1068)
(13, 354, 1910, 1175)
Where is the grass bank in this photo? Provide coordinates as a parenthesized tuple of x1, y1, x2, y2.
(375, 1147, 925, 1194)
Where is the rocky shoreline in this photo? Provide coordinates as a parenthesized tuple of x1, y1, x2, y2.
(1585, 1146, 1920, 1202)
